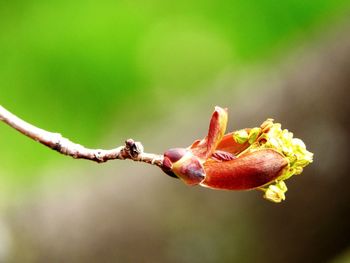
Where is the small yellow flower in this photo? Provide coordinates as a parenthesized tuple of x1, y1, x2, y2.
(248, 127, 261, 144)
(233, 129, 249, 144)
(263, 181, 288, 203)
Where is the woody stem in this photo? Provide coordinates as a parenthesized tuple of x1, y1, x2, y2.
(0, 105, 164, 166)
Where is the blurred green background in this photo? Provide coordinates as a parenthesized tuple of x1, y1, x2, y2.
(1, 0, 350, 262)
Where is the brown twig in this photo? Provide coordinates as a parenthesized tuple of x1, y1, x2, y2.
(0, 105, 164, 166)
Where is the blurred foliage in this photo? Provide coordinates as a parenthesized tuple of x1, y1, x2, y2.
(0, 0, 349, 195)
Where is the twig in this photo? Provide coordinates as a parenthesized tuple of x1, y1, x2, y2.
(0, 105, 164, 166)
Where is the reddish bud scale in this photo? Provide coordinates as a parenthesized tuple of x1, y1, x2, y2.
(173, 155, 205, 185)
(191, 107, 228, 159)
(216, 130, 251, 155)
(201, 149, 288, 190)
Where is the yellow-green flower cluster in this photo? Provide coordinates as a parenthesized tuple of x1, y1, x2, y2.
(260, 121, 313, 181)
(233, 119, 313, 203)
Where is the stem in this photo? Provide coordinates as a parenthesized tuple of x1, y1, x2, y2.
(0, 105, 164, 167)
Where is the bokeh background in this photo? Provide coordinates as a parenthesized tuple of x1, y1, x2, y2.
(1, 1, 350, 262)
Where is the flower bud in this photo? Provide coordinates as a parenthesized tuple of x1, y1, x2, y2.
(161, 106, 313, 203)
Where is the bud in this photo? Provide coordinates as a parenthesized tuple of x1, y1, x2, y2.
(162, 106, 313, 203)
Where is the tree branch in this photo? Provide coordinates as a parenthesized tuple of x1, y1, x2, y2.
(0, 105, 164, 167)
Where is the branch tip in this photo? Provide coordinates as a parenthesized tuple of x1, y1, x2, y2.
(0, 105, 164, 167)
